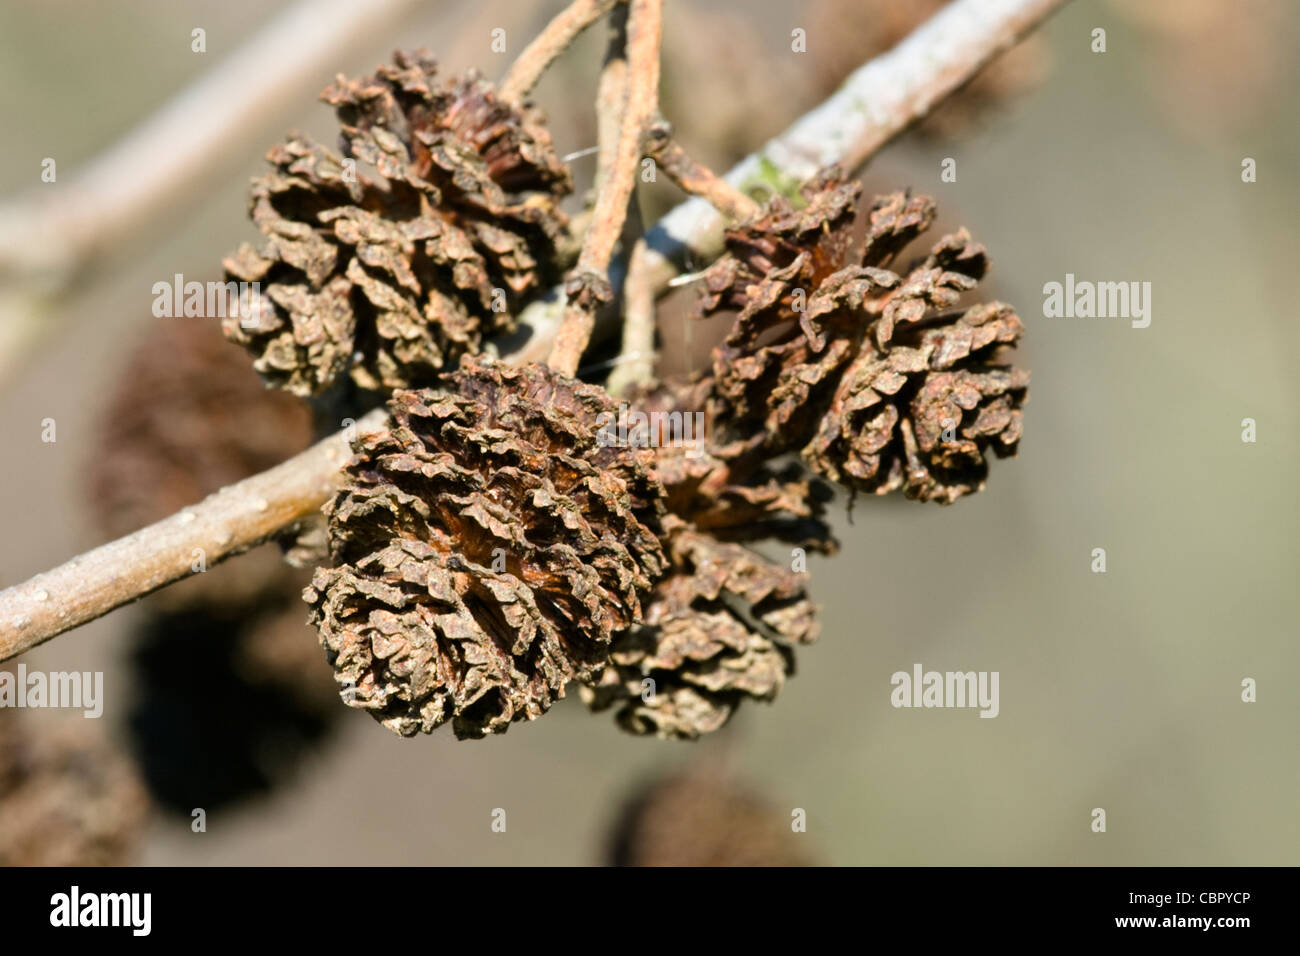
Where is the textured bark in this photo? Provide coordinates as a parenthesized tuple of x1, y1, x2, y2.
(548, 0, 663, 376)
(499, 0, 621, 103)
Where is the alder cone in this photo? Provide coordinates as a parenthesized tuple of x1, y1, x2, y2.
(224, 50, 572, 396)
(610, 763, 814, 866)
(0, 713, 148, 866)
(306, 359, 667, 739)
(581, 523, 818, 739)
(623, 378, 836, 554)
(698, 170, 1028, 504)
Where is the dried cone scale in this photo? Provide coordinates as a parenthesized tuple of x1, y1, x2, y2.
(697, 169, 1028, 504)
(581, 523, 819, 739)
(306, 358, 667, 739)
(622, 378, 837, 554)
(572, 169, 1033, 737)
(224, 49, 573, 396)
(577, 383, 831, 739)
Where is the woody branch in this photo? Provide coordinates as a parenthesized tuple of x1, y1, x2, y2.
(0, 0, 1069, 660)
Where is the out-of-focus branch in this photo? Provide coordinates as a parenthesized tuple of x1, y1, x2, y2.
(548, 0, 662, 376)
(499, 0, 620, 103)
(0, 0, 421, 285)
(0, 0, 423, 381)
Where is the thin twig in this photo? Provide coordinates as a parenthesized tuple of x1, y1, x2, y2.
(543, 4, 629, 342)
(553, 7, 630, 267)
(605, 149, 651, 395)
(604, 235, 656, 395)
(523, 0, 1069, 339)
(499, 0, 621, 103)
(575, 0, 658, 282)
(643, 120, 760, 223)
(606, 120, 761, 395)
(548, 0, 662, 376)
(593, 3, 631, 199)
(605, 119, 760, 393)
(0, 0, 1070, 658)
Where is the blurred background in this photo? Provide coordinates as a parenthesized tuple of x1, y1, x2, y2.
(0, 0, 1296, 865)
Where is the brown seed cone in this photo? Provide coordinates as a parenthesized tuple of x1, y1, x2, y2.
(580, 522, 818, 739)
(697, 170, 1028, 504)
(224, 49, 573, 396)
(623, 378, 837, 554)
(88, 317, 317, 611)
(608, 762, 814, 866)
(0, 710, 149, 866)
(305, 358, 667, 739)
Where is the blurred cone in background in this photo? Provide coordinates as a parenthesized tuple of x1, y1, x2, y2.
(87, 315, 344, 814)
(127, 588, 341, 815)
(1108, 0, 1292, 140)
(607, 760, 815, 866)
(0, 706, 149, 865)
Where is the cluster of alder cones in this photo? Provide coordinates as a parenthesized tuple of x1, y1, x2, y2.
(190, 49, 1028, 742)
